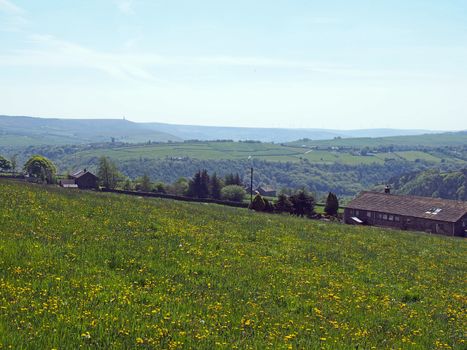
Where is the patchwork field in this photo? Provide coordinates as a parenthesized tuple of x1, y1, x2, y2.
(0, 180, 465, 349)
(59, 141, 460, 166)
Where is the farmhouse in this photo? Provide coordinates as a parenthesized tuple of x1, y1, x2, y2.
(69, 169, 99, 189)
(255, 185, 277, 197)
(345, 191, 467, 237)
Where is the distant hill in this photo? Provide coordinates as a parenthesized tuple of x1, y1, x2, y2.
(390, 169, 467, 201)
(0, 115, 181, 146)
(287, 131, 467, 148)
(0, 115, 451, 146)
(144, 122, 435, 143)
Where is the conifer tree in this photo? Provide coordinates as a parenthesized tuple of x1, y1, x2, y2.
(290, 190, 315, 217)
(249, 194, 266, 211)
(188, 169, 210, 198)
(275, 193, 293, 213)
(324, 192, 339, 216)
(209, 172, 223, 199)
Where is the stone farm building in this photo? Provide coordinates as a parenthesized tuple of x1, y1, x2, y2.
(59, 169, 98, 189)
(345, 191, 467, 237)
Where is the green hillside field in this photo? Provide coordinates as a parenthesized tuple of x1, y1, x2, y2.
(0, 180, 465, 349)
(58, 141, 465, 166)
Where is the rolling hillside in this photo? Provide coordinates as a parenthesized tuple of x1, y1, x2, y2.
(0, 115, 438, 146)
(3, 137, 465, 199)
(143, 122, 434, 143)
(390, 169, 467, 200)
(0, 180, 465, 349)
(50, 141, 466, 166)
(0, 115, 180, 146)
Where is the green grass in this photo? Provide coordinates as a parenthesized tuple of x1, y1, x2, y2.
(0, 180, 465, 349)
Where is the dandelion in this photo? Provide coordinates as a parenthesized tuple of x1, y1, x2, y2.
(81, 331, 91, 339)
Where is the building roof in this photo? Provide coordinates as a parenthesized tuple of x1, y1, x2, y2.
(257, 185, 276, 193)
(71, 169, 97, 179)
(347, 191, 467, 223)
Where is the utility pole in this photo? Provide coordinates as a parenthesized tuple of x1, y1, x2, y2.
(250, 166, 253, 205)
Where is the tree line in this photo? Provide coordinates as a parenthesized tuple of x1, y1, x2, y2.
(1, 154, 341, 218)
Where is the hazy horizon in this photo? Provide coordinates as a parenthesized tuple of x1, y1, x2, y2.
(2, 114, 458, 133)
(1, 0, 467, 130)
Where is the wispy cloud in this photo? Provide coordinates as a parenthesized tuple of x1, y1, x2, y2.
(23, 34, 161, 81)
(0, 0, 27, 32)
(0, 33, 455, 84)
(0, 0, 23, 14)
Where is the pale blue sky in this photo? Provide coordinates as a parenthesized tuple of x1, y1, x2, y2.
(1, 0, 466, 130)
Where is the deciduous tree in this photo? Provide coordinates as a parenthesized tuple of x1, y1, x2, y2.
(97, 156, 121, 189)
(0, 156, 11, 172)
(23, 155, 56, 183)
(221, 185, 246, 202)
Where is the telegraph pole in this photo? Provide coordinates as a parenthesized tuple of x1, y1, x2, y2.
(250, 166, 253, 205)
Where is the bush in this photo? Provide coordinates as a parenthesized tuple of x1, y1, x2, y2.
(123, 179, 133, 190)
(153, 182, 166, 194)
(221, 185, 246, 202)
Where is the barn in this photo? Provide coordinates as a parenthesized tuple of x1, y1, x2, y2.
(345, 191, 467, 237)
(70, 169, 99, 189)
(255, 185, 277, 197)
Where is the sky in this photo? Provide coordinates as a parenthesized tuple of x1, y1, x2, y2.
(1, 0, 467, 130)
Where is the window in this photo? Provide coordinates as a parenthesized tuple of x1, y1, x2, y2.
(355, 210, 360, 216)
(426, 207, 442, 215)
(394, 216, 400, 222)
(367, 212, 372, 218)
(382, 214, 388, 220)
(388, 215, 394, 221)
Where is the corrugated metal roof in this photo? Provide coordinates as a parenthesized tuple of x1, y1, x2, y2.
(346, 191, 467, 223)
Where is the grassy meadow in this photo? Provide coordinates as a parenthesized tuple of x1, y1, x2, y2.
(0, 180, 465, 349)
